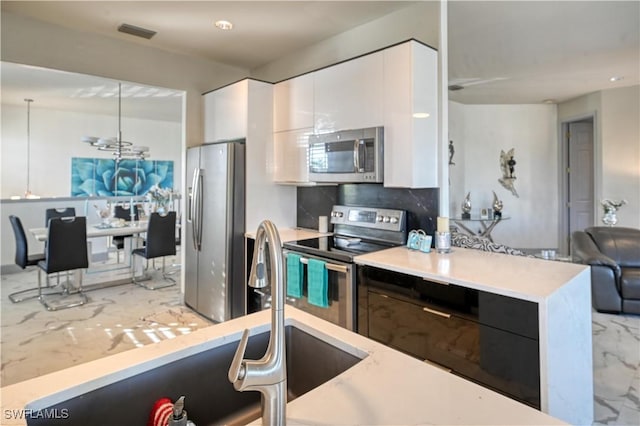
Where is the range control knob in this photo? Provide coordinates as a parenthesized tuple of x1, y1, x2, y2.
(383, 216, 390, 223)
(390, 217, 399, 224)
(376, 215, 383, 222)
(331, 211, 338, 218)
(336, 211, 344, 218)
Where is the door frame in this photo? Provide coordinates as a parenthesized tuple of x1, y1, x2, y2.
(558, 111, 600, 255)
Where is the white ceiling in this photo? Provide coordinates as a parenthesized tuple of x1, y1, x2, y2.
(1, 0, 638, 110)
(448, 1, 640, 104)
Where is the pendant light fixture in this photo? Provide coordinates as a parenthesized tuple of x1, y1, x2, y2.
(23, 98, 39, 199)
(82, 83, 150, 162)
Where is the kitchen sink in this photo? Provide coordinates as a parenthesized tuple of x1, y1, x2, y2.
(26, 325, 363, 426)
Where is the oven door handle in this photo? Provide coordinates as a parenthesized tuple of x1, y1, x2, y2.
(294, 255, 349, 274)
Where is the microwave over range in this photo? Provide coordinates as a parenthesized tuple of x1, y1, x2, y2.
(308, 126, 384, 183)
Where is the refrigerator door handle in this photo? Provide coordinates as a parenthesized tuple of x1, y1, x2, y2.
(195, 168, 204, 250)
(188, 170, 196, 224)
(190, 168, 202, 251)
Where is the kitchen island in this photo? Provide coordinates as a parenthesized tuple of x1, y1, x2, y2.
(1, 307, 565, 425)
(355, 246, 593, 425)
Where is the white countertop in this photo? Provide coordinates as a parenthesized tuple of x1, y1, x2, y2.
(0, 307, 564, 425)
(245, 227, 331, 242)
(355, 246, 589, 302)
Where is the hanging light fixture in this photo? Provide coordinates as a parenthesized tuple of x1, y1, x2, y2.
(23, 98, 40, 199)
(82, 83, 150, 162)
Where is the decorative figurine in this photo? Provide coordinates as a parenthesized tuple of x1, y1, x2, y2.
(601, 199, 627, 226)
(461, 192, 472, 219)
(448, 140, 455, 166)
(498, 148, 519, 197)
(508, 156, 516, 178)
(492, 191, 503, 218)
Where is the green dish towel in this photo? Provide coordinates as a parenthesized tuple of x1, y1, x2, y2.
(286, 253, 303, 298)
(307, 258, 329, 308)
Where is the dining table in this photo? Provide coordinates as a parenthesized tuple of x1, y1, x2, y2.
(29, 220, 150, 290)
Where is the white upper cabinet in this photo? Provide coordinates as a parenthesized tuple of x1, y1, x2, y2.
(270, 40, 439, 188)
(314, 51, 384, 133)
(273, 127, 314, 184)
(202, 79, 297, 229)
(383, 41, 439, 188)
(273, 73, 314, 132)
(203, 80, 248, 142)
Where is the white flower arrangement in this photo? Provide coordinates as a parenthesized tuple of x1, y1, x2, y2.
(146, 185, 174, 212)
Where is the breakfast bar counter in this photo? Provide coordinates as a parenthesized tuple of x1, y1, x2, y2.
(354, 246, 593, 425)
(0, 308, 565, 425)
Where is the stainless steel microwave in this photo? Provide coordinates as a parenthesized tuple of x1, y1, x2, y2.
(308, 126, 384, 183)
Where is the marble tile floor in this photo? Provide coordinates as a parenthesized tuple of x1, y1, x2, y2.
(592, 310, 640, 426)
(1, 263, 639, 425)
(1, 259, 213, 387)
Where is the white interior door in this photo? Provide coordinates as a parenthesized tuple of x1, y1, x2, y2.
(568, 121, 594, 249)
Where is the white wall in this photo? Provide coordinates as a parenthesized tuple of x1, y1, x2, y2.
(558, 85, 640, 228)
(449, 103, 559, 249)
(600, 86, 640, 228)
(1, 104, 182, 198)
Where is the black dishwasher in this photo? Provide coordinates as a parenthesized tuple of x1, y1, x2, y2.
(357, 265, 541, 409)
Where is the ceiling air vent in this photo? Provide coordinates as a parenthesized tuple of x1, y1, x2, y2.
(117, 23, 156, 40)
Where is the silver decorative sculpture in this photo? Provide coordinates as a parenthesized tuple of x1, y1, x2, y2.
(498, 148, 519, 197)
(492, 191, 503, 218)
(601, 199, 626, 226)
(461, 192, 471, 219)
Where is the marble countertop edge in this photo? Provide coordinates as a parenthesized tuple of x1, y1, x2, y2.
(354, 246, 589, 302)
(0, 307, 566, 426)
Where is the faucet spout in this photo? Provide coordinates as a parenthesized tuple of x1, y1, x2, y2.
(228, 220, 286, 425)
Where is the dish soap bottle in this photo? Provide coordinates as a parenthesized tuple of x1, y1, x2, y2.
(168, 395, 196, 426)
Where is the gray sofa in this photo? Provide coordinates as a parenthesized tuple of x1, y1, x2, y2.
(572, 227, 640, 314)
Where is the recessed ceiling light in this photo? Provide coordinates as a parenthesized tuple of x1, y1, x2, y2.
(215, 20, 233, 30)
(609, 76, 624, 82)
(412, 112, 430, 118)
(543, 99, 556, 104)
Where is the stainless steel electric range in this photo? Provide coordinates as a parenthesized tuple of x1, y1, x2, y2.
(280, 205, 407, 331)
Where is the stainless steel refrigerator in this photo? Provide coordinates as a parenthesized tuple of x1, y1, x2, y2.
(185, 141, 245, 322)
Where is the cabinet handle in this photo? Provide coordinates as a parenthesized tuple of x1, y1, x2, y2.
(422, 306, 451, 319)
(423, 277, 450, 286)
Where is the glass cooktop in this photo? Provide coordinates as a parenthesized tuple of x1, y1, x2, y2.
(283, 236, 397, 263)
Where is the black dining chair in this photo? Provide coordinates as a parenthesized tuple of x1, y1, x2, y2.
(38, 216, 89, 311)
(44, 207, 77, 284)
(132, 211, 177, 290)
(45, 207, 76, 225)
(112, 204, 139, 263)
(7, 215, 47, 303)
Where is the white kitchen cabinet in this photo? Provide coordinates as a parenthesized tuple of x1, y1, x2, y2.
(314, 51, 384, 133)
(273, 128, 313, 184)
(202, 79, 296, 230)
(273, 73, 314, 132)
(203, 80, 248, 142)
(383, 41, 439, 188)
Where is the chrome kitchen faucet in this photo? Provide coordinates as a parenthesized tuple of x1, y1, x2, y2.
(228, 220, 286, 425)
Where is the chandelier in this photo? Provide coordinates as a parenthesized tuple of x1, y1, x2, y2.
(82, 83, 150, 162)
